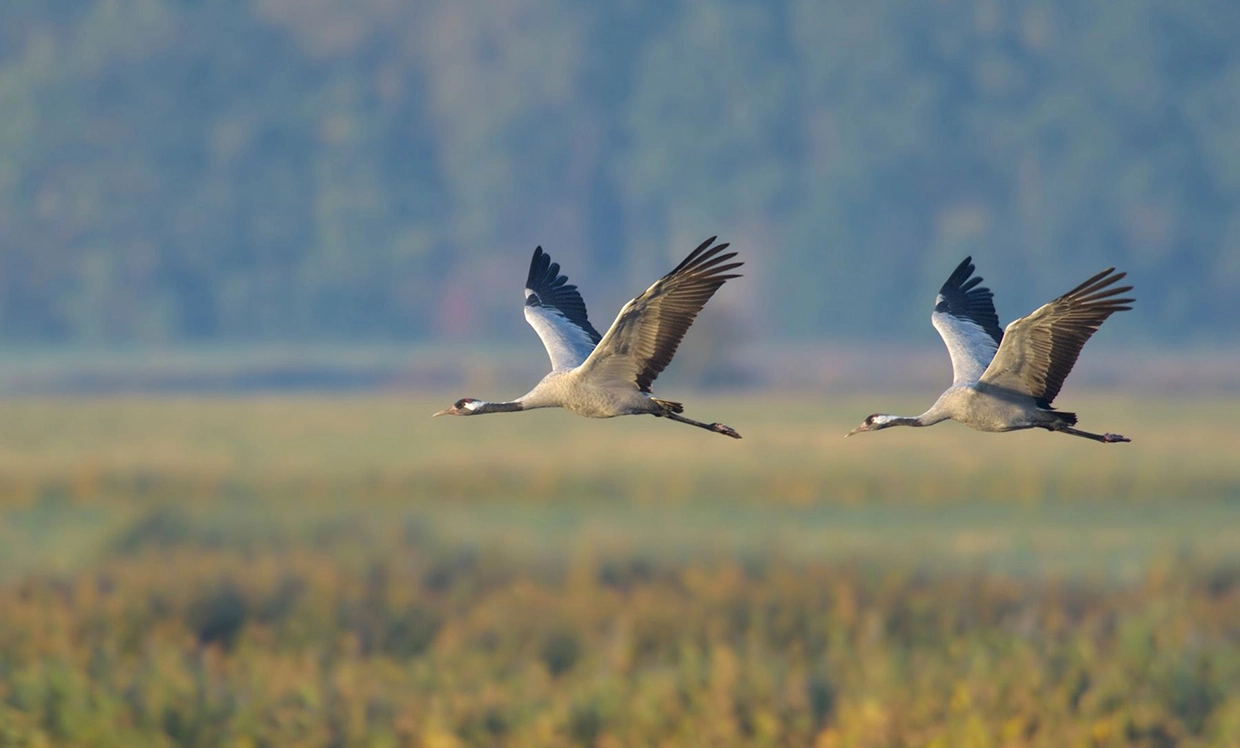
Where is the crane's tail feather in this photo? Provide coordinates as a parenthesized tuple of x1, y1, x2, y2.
(1045, 409, 1078, 426)
(650, 397, 684, 414)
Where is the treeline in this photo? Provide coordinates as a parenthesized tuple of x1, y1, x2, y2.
(0, 0, 1235, 345)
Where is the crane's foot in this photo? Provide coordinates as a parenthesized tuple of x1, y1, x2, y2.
(711, 423, 742, 439)
(1102, 433, 1131, 443)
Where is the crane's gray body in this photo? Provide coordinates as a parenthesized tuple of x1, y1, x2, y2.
(920, 384, 1065, 433)
(517, 369, 663, 419)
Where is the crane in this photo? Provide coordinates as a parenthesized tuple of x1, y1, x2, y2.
(847, 257, 1133, 443)
(434, 237, 743, 438)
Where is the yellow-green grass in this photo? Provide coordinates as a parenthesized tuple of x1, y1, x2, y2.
(0, 394, 1238, 746)
(1, 392, 1233, 503)
(0, 393, 1236, 576)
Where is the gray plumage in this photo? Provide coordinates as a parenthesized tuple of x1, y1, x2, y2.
(435, 237, 744, 438)
(848, 258, 1134, 443)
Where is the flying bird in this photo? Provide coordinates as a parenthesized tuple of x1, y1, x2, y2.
(847, 257, 1134, 443)
(434, 237, 743, 438)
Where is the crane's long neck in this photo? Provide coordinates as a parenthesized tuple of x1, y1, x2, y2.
(878, 414, 928, 428)
(877, 409, 950, 429)
(467, 400, 524, 414)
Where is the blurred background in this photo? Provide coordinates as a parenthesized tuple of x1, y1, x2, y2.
(1, 1, 1239, 745)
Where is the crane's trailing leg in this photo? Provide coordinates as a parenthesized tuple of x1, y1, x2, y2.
(1049, 424, 1131, 443)
(659, 410, 742, 439)
(650, 397, 740, 438)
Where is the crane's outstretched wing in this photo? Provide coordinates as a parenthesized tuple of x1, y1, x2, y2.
(579, 237, 741, 392)
(523, 247, 603, 371)
(930, 256, 1005, 386)
(980, 268, 1133, 407)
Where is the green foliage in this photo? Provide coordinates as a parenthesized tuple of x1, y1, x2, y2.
(0, 1, 1237, 344)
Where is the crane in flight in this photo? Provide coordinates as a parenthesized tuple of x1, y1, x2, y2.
(847, 257, 1133, 443)
(434, 237, 743, 438)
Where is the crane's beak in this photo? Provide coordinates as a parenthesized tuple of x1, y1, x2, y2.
(844, 424, 866, 438)
(432, 406, 458, 418)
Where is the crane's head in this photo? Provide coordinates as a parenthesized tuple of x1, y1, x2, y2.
(845, 413, 895, 437)
(433, 398, 482, 417)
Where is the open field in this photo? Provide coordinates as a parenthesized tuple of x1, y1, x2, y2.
(0, 393, 1238, 746)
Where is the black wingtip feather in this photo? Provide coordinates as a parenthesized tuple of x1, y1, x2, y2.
(525, 246, 603, 344)
(526, 247, 550, 289)
(937, 256, 1003, 345)
(668, 237, 735, 278)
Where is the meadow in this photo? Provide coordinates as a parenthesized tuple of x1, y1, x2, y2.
(0, 393, 1238, 746)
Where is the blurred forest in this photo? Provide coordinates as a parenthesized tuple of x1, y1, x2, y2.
(1, 0, 1237, 346)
